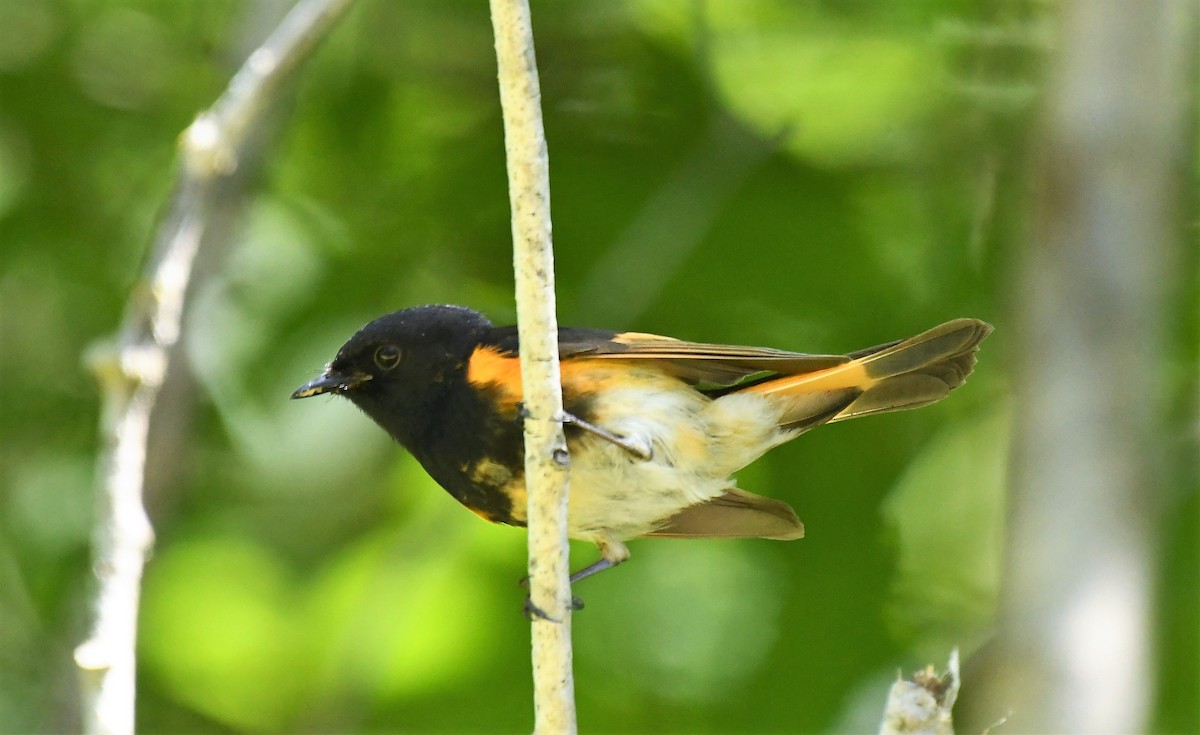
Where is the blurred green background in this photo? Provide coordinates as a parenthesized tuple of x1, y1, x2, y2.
(0, 1, 1193, 733)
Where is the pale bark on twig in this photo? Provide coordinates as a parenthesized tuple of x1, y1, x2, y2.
(488, 1, 578, 732)
(76, 2, 355, 733)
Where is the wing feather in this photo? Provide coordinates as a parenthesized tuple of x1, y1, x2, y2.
(482, 325, 918, 391)
(558, 330, 849, 389)
(643, 488, 804, 540)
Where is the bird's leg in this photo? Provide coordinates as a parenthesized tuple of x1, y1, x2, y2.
(517, 403, 650, 461)
(570, 537, 630, 584)
(520, 539, 630, 619)
(568, 558, 614, 584)
(557, 410, 653, 461)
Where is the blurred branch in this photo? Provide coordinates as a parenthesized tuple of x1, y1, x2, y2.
(75, 1, 355, 733)
(879, 649, 961, 735)
(969, 0, 1194, 731)
(488, 0, 577, 732)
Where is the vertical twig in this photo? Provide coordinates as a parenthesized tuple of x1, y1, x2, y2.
(75, 2, 356, 733)
(488, 1, 578, 732)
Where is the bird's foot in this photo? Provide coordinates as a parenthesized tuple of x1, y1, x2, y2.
(522, 594, 585, 622)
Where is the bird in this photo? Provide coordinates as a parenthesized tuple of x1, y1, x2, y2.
(292, 305, 991, 593)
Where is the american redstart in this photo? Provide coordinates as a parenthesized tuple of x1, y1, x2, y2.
(293, 305, 990, 590)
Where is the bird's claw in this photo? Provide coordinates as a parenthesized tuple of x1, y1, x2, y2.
(522, 594, 585, 621)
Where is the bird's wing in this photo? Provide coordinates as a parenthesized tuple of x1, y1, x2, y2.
(484, 325, 851, 391)
(482, 319, 988, 396)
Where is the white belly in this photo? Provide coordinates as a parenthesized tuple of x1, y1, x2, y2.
(565, 381, 783, 543)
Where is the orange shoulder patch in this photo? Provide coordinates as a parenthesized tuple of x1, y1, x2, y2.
(466, 346, 524, 401)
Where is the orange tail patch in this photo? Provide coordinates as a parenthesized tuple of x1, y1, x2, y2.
(745, 319, 991, 431)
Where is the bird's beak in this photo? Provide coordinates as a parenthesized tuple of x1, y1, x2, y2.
(291, 368, 372, 399)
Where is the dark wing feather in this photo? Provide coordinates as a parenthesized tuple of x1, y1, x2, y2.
(564, 332, 850, 388)
(644, 488, 804, 540)
(483, 325, 851, 389)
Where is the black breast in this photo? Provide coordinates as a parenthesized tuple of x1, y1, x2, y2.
(404, 381, 527, 525)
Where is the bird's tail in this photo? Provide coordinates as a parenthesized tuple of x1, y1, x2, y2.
(745, 319, 992, 432)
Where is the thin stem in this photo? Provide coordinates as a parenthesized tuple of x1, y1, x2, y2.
(488, 0, 578, 732)
(75, 2, 355, 733)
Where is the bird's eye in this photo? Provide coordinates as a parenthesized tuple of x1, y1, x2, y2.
(373, 344, 402, 370)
